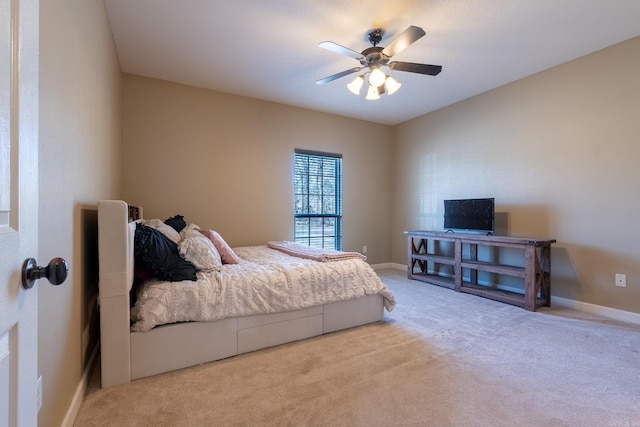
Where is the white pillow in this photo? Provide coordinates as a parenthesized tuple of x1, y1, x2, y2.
(178, 231, 222, 271)
(179, 222, 202, 239)
(142, 218, 181, 244)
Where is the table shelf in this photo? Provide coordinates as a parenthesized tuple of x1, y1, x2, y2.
(460, 260, 525, 277)
(406, 230, 556, 311)
(410, 272, 456, 290)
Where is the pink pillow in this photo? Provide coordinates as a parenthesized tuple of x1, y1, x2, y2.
(198, 229, 239, 264)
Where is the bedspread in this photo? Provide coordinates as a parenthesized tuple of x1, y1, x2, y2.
(130, 245, 395, 332)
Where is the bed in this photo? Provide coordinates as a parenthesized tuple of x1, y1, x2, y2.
(97, 200, 395, 388)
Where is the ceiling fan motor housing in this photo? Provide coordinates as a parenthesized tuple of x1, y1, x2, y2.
(360, 47, 389, 67)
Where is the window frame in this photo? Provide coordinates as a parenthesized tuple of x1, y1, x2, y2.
(293, 149, 343, 250)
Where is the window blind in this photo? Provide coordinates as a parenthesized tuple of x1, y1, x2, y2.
(293, 150, 342, 250)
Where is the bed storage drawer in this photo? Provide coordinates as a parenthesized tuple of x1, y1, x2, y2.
(322, 295, 383, 333)
(130, 317, 237, 380)
(237, 307, 323, 354)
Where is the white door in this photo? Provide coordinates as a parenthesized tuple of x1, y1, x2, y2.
(0, 0, 39, 425)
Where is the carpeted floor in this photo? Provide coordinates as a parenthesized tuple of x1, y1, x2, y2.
(74, 269, 640, 426)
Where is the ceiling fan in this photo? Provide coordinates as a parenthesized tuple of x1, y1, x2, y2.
(316, 25, 442, 100)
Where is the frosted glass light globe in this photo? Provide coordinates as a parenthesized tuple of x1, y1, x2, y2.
(365, 84, 380, 100)
(347, 75, 364, 95)
(369, 68, 386, 87)
(384, 76, 401, 95)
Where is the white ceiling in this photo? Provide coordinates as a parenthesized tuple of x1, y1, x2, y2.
(103, 0, 640, 126)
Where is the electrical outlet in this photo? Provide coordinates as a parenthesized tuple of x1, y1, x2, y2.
(37, 375, 42, 411)
(362, 245, 367, 254)
(615, 273, 626, 288)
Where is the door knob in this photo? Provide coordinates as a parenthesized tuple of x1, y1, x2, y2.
(22, 257, 69, 289)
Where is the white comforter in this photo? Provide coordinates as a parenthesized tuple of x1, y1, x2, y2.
(130, 245, 395, 332)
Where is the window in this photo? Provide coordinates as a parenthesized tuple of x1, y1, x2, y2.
(293, 149, 342, 250)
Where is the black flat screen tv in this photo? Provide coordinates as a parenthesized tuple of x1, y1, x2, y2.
(444, 198, 495, 233)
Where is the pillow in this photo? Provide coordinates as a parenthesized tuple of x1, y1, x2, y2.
(134, 223, 197, 282)
(198, 229, 239, 264)
(142, 218, 181, 244)
(180, 222, 203, 239)
(178, 233, 222, 271)
(165, 214, 187, 233)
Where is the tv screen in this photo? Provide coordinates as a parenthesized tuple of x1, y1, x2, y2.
(444, 198, 495, 232)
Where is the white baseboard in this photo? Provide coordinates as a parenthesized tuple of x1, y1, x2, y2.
(488, 283, 640, 326)
(60, 343, 99, 427)
(551, 295, 640, 326)
(374, 263, 640, 326)
(371, 262, 405, 271)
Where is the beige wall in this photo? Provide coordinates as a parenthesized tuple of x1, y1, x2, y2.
(38, 0, 122, 426)
(32, 7, 639, 423)
(392, 36, 640, 313)
(121, 75, 393, 264)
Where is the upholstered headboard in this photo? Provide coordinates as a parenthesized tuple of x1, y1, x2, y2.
(97, 200, 142, 387)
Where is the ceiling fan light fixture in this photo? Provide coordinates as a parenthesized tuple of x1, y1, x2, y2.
(384, 76, 402, 95)
(365, 84, 380, 100)
(347, 75, 365, 95)
(365, 84, 385, 101)
(369, 67, 386, 87)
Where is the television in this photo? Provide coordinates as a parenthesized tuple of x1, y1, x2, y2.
(443, 198, 495, 233)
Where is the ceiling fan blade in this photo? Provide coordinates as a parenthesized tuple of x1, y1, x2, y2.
(388, 61, 442, 76)
(315, 67, 362, 85)
(381, 25, 426, 58)
(319, 41, 364, 60)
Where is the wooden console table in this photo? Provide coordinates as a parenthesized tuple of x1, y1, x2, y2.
(405, 230, 556, 311)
